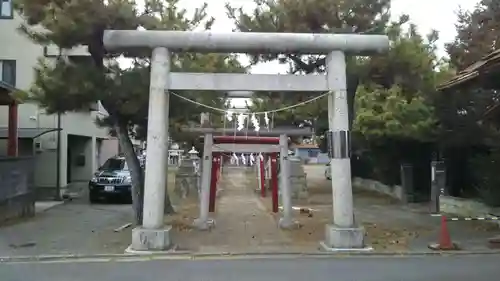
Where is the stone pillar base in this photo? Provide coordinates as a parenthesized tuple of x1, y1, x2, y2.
(193, 217, 215, 230)
(278, 217, 300, 229)
(320, 224, 373, 251)
(130, 226, 172, 251)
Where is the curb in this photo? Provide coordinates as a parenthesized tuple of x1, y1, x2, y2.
(2, 249, 500, 263)
(35, 201, 67, 214)
(0, 251, 193, 263)
(189, 249, 500, 258)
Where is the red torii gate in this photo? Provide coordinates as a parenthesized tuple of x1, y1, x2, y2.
(186, 126, 313, 231)
(210, 135, 280, 213)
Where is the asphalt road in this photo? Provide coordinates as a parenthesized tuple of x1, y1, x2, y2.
(1, 255, 499, 281)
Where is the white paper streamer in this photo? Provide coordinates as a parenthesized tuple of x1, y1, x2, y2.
(232, 153, 239, 165)
(237, 113, 246, 131)
(226, 110, 233, 122)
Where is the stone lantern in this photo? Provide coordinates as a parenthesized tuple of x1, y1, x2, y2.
(174, 146, 201, 198)
(168, 143, 182, 166)
(188, 146, 199, 160)
(188, 146, 200, 174)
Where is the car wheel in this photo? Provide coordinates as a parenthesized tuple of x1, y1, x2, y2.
(89, 193, 100, 204)
(124, 194, 133, 204)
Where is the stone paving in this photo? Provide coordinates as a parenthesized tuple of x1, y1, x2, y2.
(0, 183, 133, 257)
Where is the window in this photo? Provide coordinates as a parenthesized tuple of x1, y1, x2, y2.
(0, 0, 13, 19)
(0, 60, 16, 86)
(99, 158, 127, 171)
(308, 149, 319, 158)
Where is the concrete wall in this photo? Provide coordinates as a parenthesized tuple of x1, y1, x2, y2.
(439, 196, 500, 226)
(440, 196, 493, 217)
(98, 137, 119, 166)
(294, 148, 329, 164)
(0, 157, 35, 223)
(352, 177, 405, 201)
(0, 12, 116, 196)
(67, 135, 95, 182)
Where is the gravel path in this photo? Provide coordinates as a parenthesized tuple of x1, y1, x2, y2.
(171, 167, 293, 253)
(300, 165, 500, 251)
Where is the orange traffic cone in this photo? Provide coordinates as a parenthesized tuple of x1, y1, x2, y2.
(428, 215, 460, 250)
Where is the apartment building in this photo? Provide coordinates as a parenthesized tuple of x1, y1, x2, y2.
(0, 7, 119, 199)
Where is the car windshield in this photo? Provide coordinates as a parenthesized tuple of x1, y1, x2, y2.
(100, 158, 127, 171)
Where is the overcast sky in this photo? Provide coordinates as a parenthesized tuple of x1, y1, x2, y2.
(175, 0, 478, 72)
(142, 0, 480, 107)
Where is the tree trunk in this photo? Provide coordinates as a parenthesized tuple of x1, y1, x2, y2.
(114, 121, 144, 225)
(164, 132, 175, 215)
(164, 187, 175, 214)
(114, 120, 176, 221)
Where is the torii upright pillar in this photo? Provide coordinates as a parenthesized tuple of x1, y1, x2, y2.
(194, 133, 215, 230)
(278, 134, 295, 228)
(130, 47, 172, 251)
(320, 51, 370, 251)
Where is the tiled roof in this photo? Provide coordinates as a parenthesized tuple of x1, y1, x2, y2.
(0, 81, 20, 105)
(0, 81, 15, 92)
(437, 49, 500, 117)
(438, 49, 500, 91)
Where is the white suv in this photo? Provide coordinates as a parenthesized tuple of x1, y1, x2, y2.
(324, 162, 331, 180)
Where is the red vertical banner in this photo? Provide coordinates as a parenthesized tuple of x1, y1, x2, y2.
(270, 153, 279, 213)
(7, 103, 18, 157)
(209, 154, 219, 212)
(260, 156, 266, 197)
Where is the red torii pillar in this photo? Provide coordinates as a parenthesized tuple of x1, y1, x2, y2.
(259, 155, 266, 197)
(270, 153, 279, 213)
(208, 153, 221, 212)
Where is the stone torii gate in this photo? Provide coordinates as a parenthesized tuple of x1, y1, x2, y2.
(103, 30, 389, 252)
